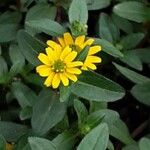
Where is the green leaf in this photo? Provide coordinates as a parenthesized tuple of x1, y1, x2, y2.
(113, 1, 150, 23)
(31, 90, 66, 135)
(76, 46, 89, 61)
(0, 11, 21, 43)
(28, 137, 56, 150)
(9, 62, 24, 77)
(69, 0, 88, 24)
(71, 71, 125, 102)
(99, 13, 120, 43)
(74, 99, 88, 125)
(11, 82, 38, 108)
(111, 14, 133, 34)
(139, 138, 150, 150)
(100, 109, 119, 125)
(85, 109, 119, 129)
(26, 4, 57, 21)
(9, 44, 25, 76)
(17, 30, 44, 66)
(120, 50, 143, 71)
(59, 85, 71, 102)
(122, 144, 139, 150)
(109, 118, 134, 144)
(0, 56, 8, 77)
(0, 24, 18, 43)
(26, 19, 66, 37)
(131, 82, 150, 106)
(0, 121, 28, 142)
(77, 123, 109, 150)
(107, 140, 114, 150)
(90, 102, 107, 113)
(23, 73, 43, 87)
(87, 0, 111, 10)
(120, 33, 145, 50)
(95, 38, 123, 58)
(0, 135, 6, 150)
(21, 0, 34, 9)
(25, 4, 57, 35)
(113, 62, 150, 84)
(23, 144, 32, 150)
(52, 131, 76, 150)
(0, 45, 1, 55)
(20, 107, 33, 120)
(9, 44, 25, 65)
(134, 48, 150, 64)
(0, 11, 21, 24)
(13, 134, 30, 150)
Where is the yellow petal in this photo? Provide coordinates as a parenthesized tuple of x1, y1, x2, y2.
(81, 65, 88, 70)
(58, 37, 65, 47)
(75, 35, 85, 46)
(60, 46, 72, 60)
(47, 40, 61, 50)
(83, 38, 94, 48)
(6, 143, 13, 150)
(38, 53, 51, 65)
(52, 73, 61, 89)
(60, 73, 69, 86)
(86, 56, 102, 63)
(44, 72, 55, 87)
(36, 65, 51, 77)
(65, 72, 77, 82)
(45, 47, 54, 61)
(67, 61, 83, 67)
(84, 62, 97, 70)
(66, 68, 81, 74)
(64, 51, 77, 62)
(47, 41, 62, 59)
(64, 32, 74, 45)
(88, 46, 102, 55)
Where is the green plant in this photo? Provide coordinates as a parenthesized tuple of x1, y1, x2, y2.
(0, 0, 150, 150)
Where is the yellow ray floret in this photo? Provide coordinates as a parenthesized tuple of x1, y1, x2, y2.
(57, 32, 102, 70)
(6, 143, 13, 150)
(36, 45, 83, 89)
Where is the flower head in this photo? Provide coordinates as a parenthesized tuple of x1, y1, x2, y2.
(36, 41, 83, 89)
(57, 32, 102, 70)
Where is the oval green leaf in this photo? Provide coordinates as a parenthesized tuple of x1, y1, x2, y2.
(71, 71, 125, 102)
(77, 123, 109, 150)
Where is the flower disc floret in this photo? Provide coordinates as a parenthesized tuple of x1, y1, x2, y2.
(52, 60, 66, 73)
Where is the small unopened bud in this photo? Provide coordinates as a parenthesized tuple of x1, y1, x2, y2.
(70, 20, 88, 37)
(80, 124, 91, 135)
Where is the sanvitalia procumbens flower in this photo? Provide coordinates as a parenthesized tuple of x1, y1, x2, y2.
(36, 41, 83, 89)
(57, 32, 102, 70)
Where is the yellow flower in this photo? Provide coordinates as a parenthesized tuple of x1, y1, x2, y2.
(36, 41, 83, 89)
(57, 32, 102, 70)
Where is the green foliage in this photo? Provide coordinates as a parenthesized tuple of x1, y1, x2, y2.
(69, 0, 88, 24)
(0, 135, 6, 150)
(28, 137, 56, 150)
(0, 0, 150, 149)
(31, 89, 66, 135)
(139, 138, 150, 150)
(113, 1, 150, 22)
(113, 63, 150, 84)
(87, 0, 111, 10)
(71, 71, 125, 102)
(77, 123, 109, 150)
(17, 30, 44, 66)
(131, 82, 150, 106)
